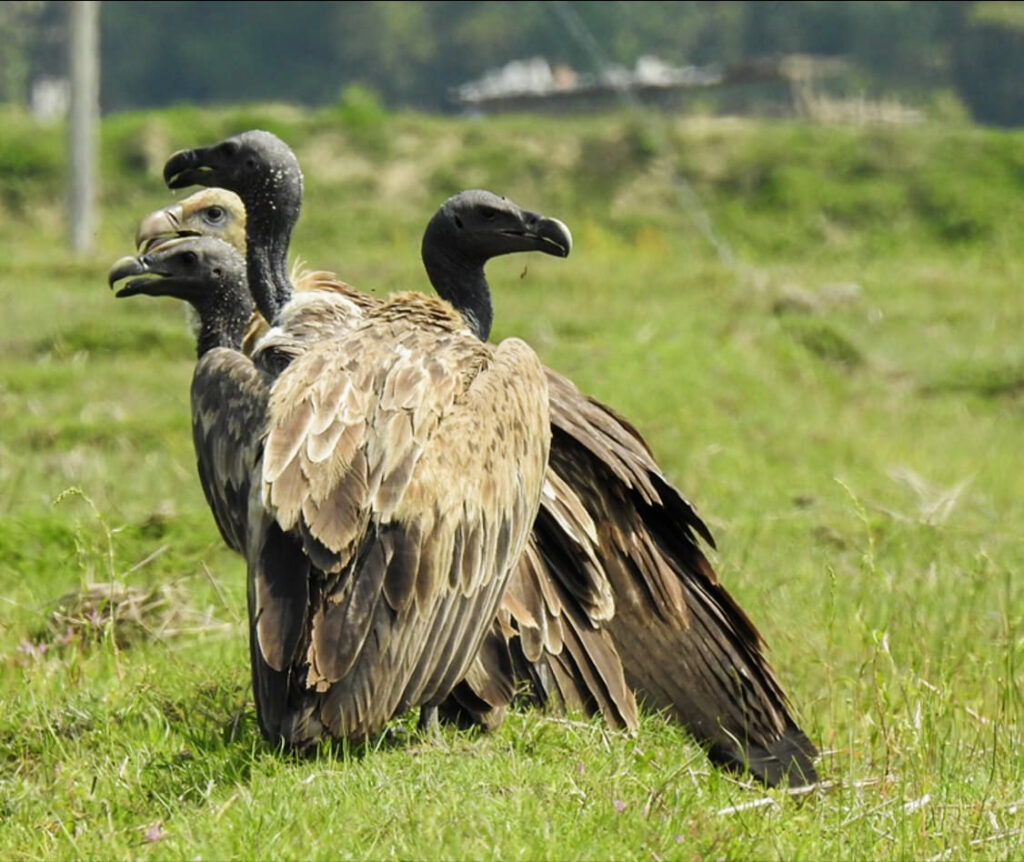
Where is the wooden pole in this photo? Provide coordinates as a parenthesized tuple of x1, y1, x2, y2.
(68, 1, 99, 253)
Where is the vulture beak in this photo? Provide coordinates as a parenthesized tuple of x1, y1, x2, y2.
(135, 203, 185, 253)
(164, 146, 218, 189)
(108, 254, 155, 297)
(108, 237, 196, 298)
(492, 212, 572, 259)
(532, 216, 572, 258)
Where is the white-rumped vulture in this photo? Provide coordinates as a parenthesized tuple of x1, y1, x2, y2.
(154, 130, 817, 785)
(109, 236, 267, 557)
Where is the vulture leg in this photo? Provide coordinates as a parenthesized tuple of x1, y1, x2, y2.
(417, 705, 440, 736)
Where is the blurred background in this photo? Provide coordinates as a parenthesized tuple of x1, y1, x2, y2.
(5, 0, 1023, 257)
(2, 0, 1022, 124)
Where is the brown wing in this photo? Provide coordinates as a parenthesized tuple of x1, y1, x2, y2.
(504, 526, 638, 730)
(250, 298, 550, 744)
(434, 466, 640, 734)
(543, 368, 817, 786)
(190, 347, 269, 554)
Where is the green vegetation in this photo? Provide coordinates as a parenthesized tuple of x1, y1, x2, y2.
(2, 105, 1024, 859)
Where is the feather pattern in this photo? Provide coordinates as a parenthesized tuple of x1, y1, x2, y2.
(134, 176, 816, 786)
(190, 348, 270, 553)
(542, 368, 817, 785)
(251, 295, 551, 742)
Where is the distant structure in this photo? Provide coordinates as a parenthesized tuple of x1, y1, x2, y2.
(452, 55, 724, 112)
(30, 77, 70, 124)
(452, 55, 722, 110)
(450, 54, 919, 124)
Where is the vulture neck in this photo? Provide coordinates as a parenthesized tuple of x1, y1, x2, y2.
(422, 240, 493, 342)
(194, 292, 252, 359)
(244, 190, 298, 325)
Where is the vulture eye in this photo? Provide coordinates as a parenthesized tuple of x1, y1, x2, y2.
(212, 267, 222, 278)
(181, 251, 198, 266)
(203, 206, 225, 224)
(480, 206, 497, 220)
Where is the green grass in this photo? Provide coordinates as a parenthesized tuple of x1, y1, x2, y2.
(2, 106, 1023, 859)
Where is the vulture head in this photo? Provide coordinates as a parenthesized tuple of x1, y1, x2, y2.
(423, 189, 572, 270)
(163, 129, 303, 222)
(135, 188, 246, 254)
(108, 236, 253, 355)
(163, 129, 304, 324)
(422, 189, 572, 341)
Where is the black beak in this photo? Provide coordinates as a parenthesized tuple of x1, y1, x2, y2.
(164, 146, 216, 189)
(108, 236, 198, 297)
(107, 255, 157, 297)
(532, 216, 572, 258)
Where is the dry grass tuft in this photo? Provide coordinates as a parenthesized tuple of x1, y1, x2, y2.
(36, 581, 231, 651)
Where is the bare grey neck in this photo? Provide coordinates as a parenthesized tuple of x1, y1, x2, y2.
(243, 179, 300, 324)
(195, 280, 254, 358)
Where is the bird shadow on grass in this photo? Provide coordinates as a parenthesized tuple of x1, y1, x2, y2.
(141, 678, 478, 807)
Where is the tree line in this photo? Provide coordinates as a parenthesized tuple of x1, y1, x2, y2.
(2, 1, 1022, 126)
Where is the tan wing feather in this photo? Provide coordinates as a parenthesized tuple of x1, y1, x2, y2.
(251, 298, 549, 742)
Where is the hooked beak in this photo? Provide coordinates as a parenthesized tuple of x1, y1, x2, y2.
(107, 237, 197, 298)
(531, 216, 572, 258)
(108, 255, 157, 297)
(501, 215, 572, 258)
(135, 203, 185, 253)
(164, 146, 217, 189)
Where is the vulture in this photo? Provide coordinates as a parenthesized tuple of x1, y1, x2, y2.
(134, 186, 355, 355)
(425, 191, 818, 786)
(108, 236, 266, 557)
(133, 182, 639, 736)
(151, 132, 559, 746)
(153, 130, 817, 785)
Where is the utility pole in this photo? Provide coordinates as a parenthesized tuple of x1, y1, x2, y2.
(68, 1, 99, 253)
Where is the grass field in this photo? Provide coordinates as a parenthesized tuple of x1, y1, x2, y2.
(1, 105, 1023, 859)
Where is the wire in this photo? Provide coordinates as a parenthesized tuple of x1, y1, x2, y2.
(548, 0, 744, 275)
